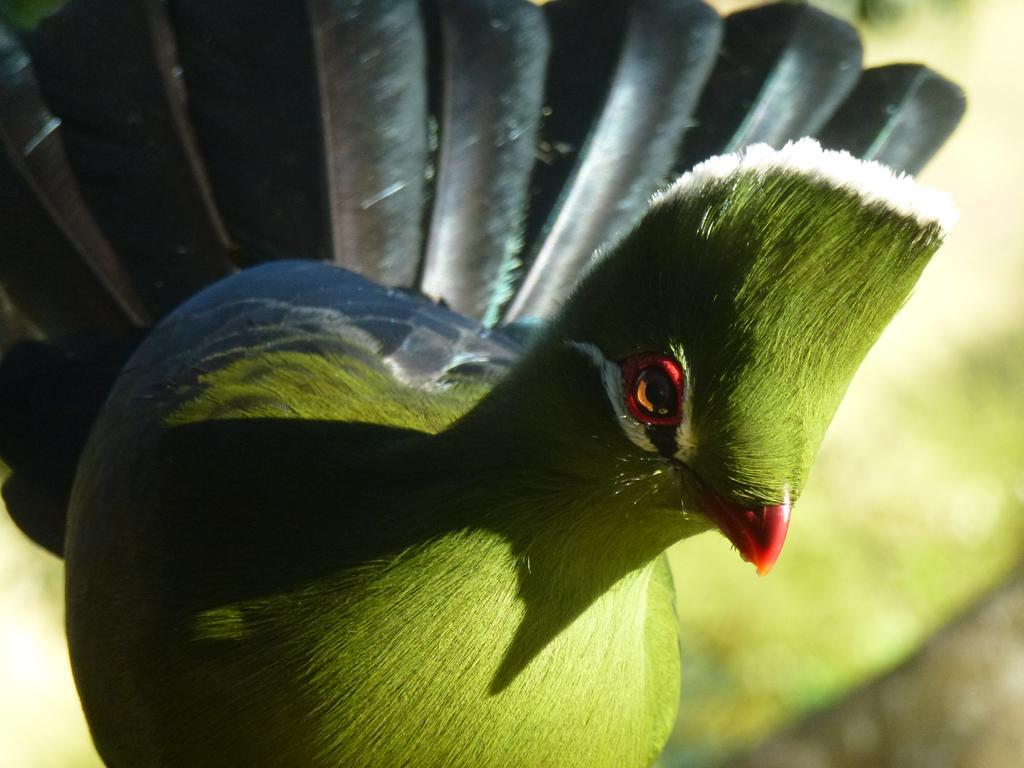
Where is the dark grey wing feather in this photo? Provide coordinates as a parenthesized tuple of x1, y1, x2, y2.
(418, 0, 549, 324)
(817, 64, 966, 175)
(0, 23, 145, 339)
(504, 0, 722, 323)
(677, 2, 862, 173)
(310, 0, 429, 286)
(0, 0, 966, 345)
(25, 0, 236, 318)
(520, 0, 630, 261)
(168, 0, 331, 263)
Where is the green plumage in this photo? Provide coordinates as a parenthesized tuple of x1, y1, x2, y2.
(59, 144, 950, 766)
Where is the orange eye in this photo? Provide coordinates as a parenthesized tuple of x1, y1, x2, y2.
(621, 353, 685, 426)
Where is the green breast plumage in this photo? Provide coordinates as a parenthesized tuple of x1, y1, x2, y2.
(64, 262, 680, 767)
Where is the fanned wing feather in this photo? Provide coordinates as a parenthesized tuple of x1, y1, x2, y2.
(310, 0, 429, 287)
(518, 0, 629, 270)
(25, 0, 236, 319)
(817, 64, 966, 175)
(0, 0, 965, 352)
(677, 2, 862, 172)
(504, 0, 722, 323)
(0, 23, 144, 338)
(168, 0, 331, 263)
(418, 0, 549, 323)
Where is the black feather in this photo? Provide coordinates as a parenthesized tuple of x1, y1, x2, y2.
(677, 2, 862, 172)
(168, 0, 330, 263)
(506, 0, 722, 322)
(25, 0, 236, 318)
(310, 0, 430, 286)
(817, 64, 966, 175)
(519, 0, 630, 261)
(418, 0, 549, 322)
(0, 23, 144, 337)
(0, 335, 141, 556)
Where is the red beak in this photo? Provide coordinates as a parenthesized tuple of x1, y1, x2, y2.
(703, 489, 791, 575)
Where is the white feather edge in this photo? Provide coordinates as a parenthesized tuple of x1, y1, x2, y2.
(654, 138, 958, 236)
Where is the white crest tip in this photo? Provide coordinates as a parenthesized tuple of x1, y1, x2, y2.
(659, 138, 958, 236)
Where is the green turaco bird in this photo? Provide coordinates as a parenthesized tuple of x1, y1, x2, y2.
(0, 1, 964, 766)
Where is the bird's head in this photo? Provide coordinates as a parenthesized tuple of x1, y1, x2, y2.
(468, 140, 954, 575)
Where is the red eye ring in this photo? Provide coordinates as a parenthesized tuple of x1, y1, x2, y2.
(621, 353, 685, 426)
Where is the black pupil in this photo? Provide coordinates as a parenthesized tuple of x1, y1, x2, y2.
(637, 367, 676, 416)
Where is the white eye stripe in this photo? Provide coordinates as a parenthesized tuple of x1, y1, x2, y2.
(566, 341, 657, 454)
(567, 340, 698, 462)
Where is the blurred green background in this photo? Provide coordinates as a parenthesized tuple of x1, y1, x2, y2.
(1, 0, 1022, 766)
